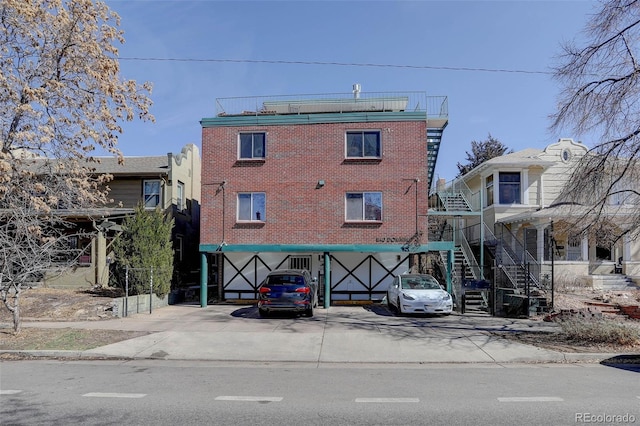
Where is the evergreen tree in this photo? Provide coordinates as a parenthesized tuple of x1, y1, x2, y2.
(111, 204, 174, 297)
(456, 134, 512, 176)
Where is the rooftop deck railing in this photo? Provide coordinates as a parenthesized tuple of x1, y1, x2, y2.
(214, 91, 447, 120)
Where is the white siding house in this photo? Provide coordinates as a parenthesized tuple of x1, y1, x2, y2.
(441, 138, 640, 290)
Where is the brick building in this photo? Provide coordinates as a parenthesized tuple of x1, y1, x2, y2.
(199, 88, 449, 305)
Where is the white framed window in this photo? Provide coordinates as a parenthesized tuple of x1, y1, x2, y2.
(237, 192, 266, 221)
(176, 181, 185, 211)
(346, 192, 382, 221)
(143, 179, 161, 208)
(346, 131, 381, 158)
(485, 175, 494, 206)
(239, 132, 266, 159)
(498, 172, 521, 204)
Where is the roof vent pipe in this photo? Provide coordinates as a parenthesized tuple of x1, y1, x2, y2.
(353, 83, 361, 99)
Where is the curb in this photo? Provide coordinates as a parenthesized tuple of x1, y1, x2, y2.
(2, 349, 638, 365)
(0, 350, 133, 360)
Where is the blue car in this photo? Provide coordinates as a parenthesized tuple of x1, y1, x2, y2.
(257, 269, 318, 317)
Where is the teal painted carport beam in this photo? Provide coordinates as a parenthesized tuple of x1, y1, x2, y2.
(200, 253, 208, 308)
(324, 252, 330, 309)
(199, 242, 455, 253)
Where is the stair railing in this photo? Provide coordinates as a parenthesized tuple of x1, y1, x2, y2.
(431, 178, 481, 212)
(495, 223, 541, 289)
(458, 230, 483, 280)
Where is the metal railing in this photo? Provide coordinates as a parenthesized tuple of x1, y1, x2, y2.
(429, 178, 480, 212)
(214, 91, 447, 119)
(459, 231, 483, 280)
(495, 223, 541, 289)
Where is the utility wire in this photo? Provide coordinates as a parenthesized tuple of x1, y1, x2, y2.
(118, 57, 552, 75)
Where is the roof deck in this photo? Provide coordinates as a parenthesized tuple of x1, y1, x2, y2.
(211, 91, 448, 129)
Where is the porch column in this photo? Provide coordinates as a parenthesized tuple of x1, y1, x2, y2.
(582, 235, 589, 262)
(536, 224, 546, 262)
(623, 234, 631, 273)
(95, 231, 107, 287)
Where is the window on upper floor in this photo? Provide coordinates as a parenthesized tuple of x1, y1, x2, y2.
(143, 179, 161, 208)
(176, 181, 185, 211)
(346, 131, 381, 158)
(239, 132, 266, 159)
(238, 192, 266, 221)
(498, 172, 521, 204)
(346, 192, 382, 221)
(485, 175, 494, 206)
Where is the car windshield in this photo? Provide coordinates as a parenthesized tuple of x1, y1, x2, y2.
(401, 276, 441, 290)
(265, 275, 305, 286)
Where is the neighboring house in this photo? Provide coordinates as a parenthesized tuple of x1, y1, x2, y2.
(46, 144, 201, 289)
(199, 88, 450, 304)
(430, 138, 640, 301)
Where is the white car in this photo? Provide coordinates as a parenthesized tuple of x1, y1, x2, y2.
(387, 274, 453, 315)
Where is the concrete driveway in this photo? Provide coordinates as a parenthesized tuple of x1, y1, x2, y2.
(11, 303, 596, 364)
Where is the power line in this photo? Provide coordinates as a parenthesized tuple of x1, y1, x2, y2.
(118, 57, 552, 75)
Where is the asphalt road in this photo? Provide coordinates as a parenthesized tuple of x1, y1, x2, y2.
(2, 360, 639, 425)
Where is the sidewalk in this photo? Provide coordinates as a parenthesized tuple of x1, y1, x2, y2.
(3, 304, 627, 364)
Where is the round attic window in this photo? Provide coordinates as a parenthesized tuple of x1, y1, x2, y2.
(561, 148, 572, 162)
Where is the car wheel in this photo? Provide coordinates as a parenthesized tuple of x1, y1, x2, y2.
(305, 303, 314, 317)
(386, 294, 394, 311)
(396, 298, 403, 316)
(258, 309, 269, 318)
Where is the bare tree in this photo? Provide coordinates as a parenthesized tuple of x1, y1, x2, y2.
(0, 0, 153, 332)
(550, 0, 640, 240)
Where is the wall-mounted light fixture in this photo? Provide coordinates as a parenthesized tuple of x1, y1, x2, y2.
(316, 180, 325, 189)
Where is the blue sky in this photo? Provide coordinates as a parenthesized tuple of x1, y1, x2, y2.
(105, 0, 596, 183)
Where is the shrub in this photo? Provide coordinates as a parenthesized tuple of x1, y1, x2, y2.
(110, 204, 174, 297)
(558, 317, 640, 346)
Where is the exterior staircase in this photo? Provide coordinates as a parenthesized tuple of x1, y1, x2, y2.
(439, 193, 472, 212)
(440, 249, 489, 314)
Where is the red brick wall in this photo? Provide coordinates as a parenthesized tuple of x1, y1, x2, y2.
(201, 120, 428, 246)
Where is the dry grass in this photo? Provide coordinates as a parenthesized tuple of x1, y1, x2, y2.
(0, 327, 148, 351)
(558, 317, 640, 346)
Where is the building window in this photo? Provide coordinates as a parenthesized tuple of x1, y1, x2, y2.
(239, 132, 266, 159)
(485, 175, 494, 206)
(346, 131, 381, 158)
(176, 181, 185, 211)
(143, 179, 161, 208)
(498, 172, 521, 204)
(238, 192, 266, 221)
(346, 192, 382, 221)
